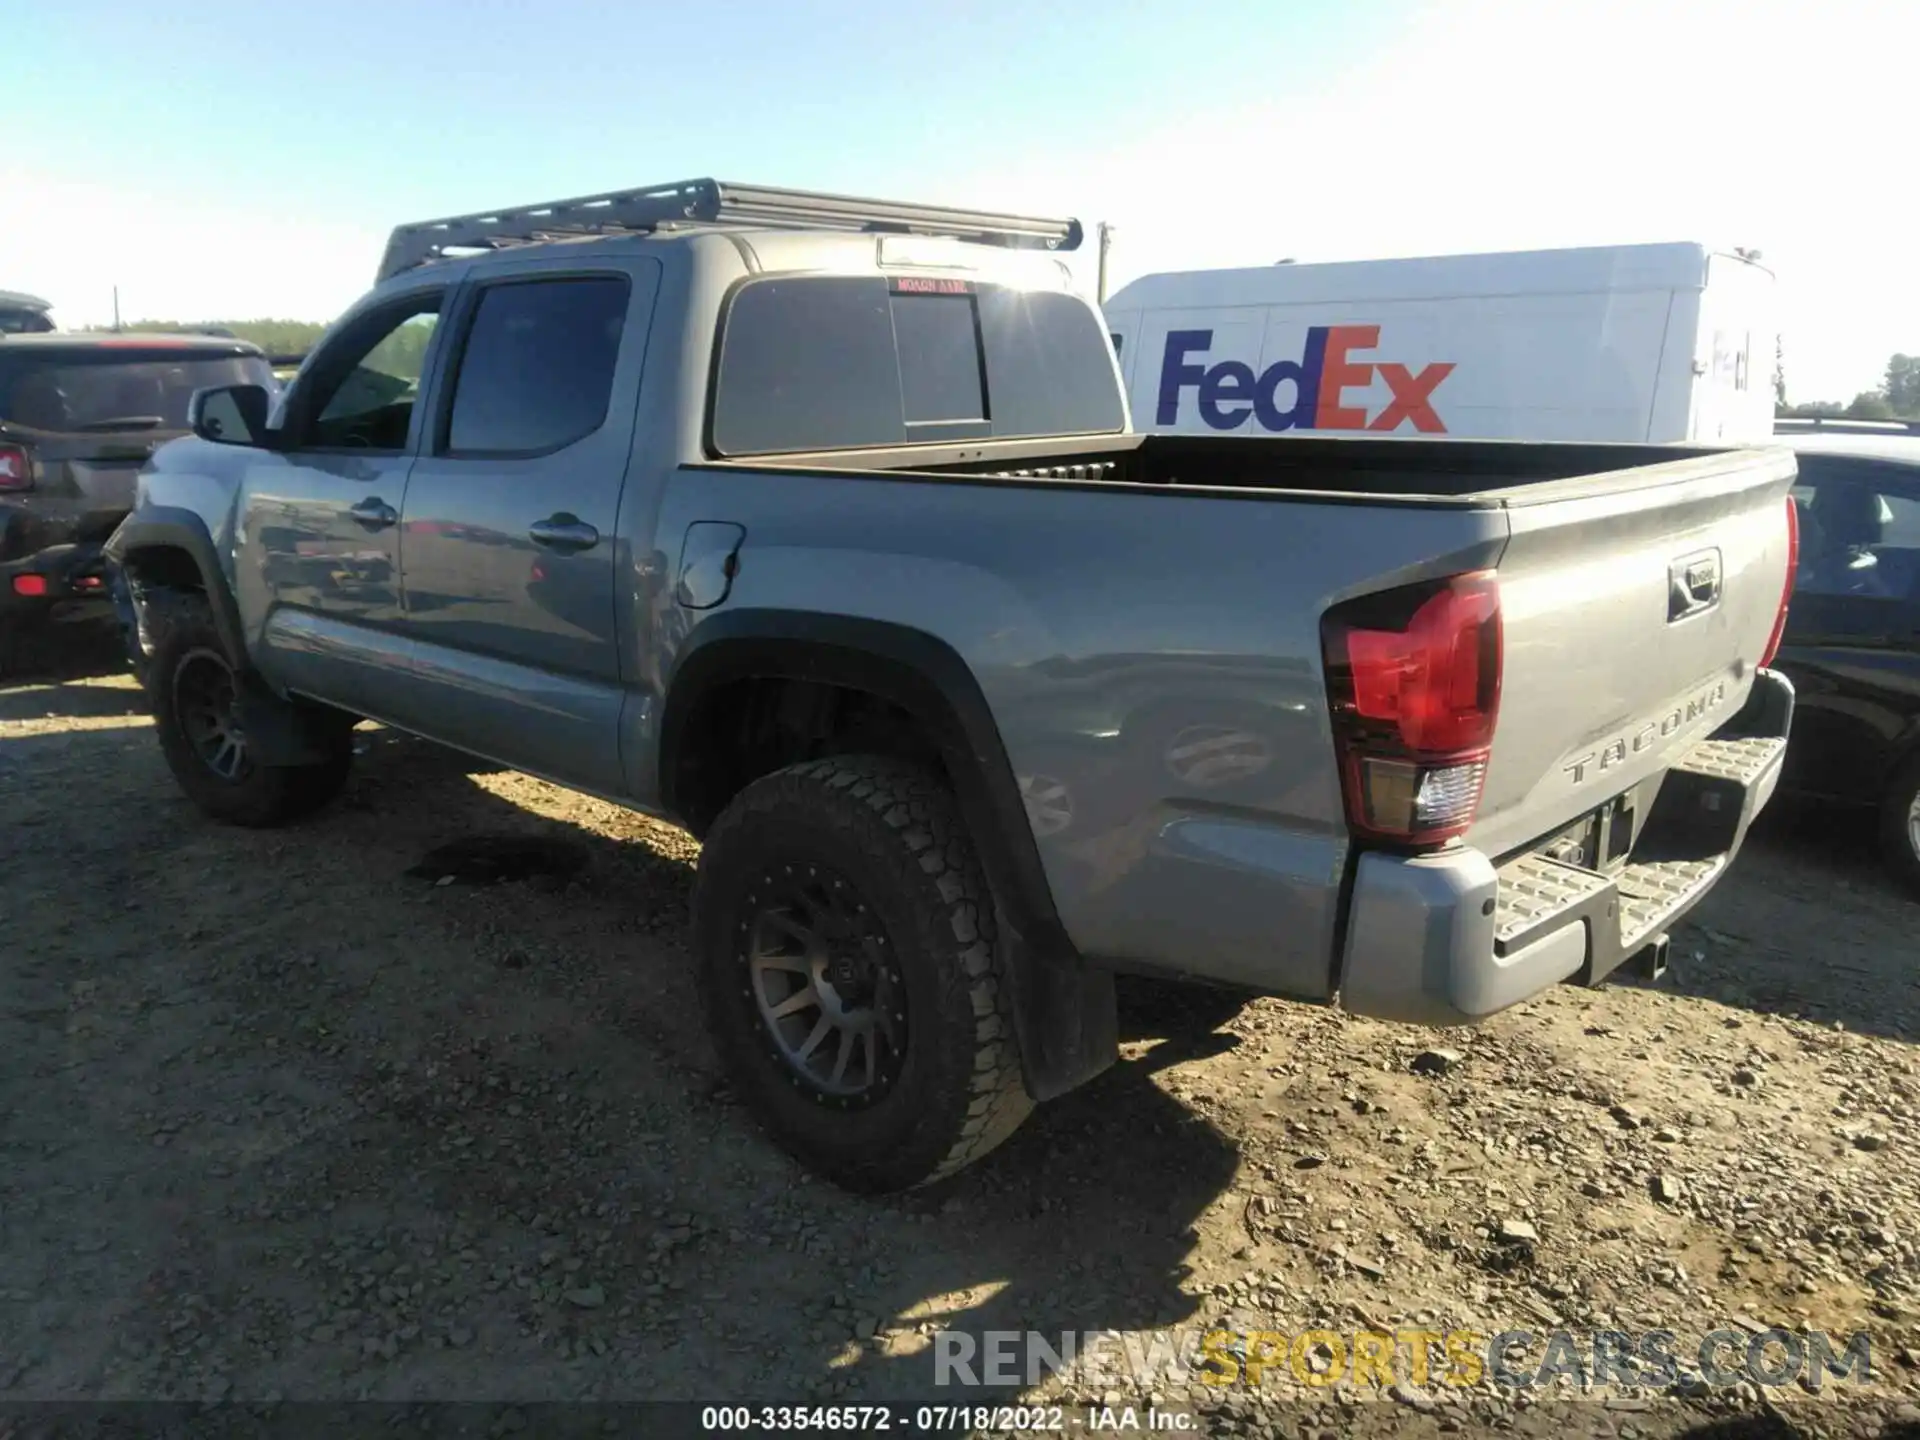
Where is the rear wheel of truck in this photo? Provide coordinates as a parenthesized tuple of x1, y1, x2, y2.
(146, 592, 353, 827)
(692, 756, 1033, 1193)
(1881, 753, 1920, 899)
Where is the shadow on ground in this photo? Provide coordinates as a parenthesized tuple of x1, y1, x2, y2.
(1666, 792, 1920, 1043)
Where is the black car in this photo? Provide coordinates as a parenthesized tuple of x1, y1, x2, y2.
(1772, 420, 1920, 894)
(0, 331, 275, 674)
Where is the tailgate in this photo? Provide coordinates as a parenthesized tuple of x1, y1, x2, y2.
(14, 433, 170, 538)
(1467, 446, 1797, 860)
(60, 451, 157, 516)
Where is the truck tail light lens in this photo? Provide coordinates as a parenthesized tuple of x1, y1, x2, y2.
(1758, 494, 1799, 669)
(1321, 571, 1502, 847)
(0, 445, 30, 492)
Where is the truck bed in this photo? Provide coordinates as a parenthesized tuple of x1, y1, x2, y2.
(731, 431, 1768, 503)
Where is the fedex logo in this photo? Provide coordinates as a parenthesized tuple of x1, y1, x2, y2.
(1156, 327, 1455, 433)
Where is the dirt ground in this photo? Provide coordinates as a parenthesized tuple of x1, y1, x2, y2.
(3, 652, 1919, 1437)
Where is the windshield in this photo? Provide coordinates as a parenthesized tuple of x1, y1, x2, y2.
(710, 276, 1125, 456)
(0, 348, 273, 433)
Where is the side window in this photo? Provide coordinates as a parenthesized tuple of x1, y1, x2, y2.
(442, 276, 630, 456)
(303, 297, 442, 451)
(1880, 486, 1920, 548)
(1794, 462, 1920, 603)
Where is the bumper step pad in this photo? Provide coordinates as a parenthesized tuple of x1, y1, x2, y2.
(1491, 732, 1786, 982)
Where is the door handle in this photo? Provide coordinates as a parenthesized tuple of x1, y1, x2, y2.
(349, 497, 398, 530)
(528, 514, 600, 552)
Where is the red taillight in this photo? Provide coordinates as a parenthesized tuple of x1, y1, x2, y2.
(12, 574, 49, 597)
(1322, 571, 1503, 847)
(1758, 494, 1799, 669)
(0, 445, 30, 492)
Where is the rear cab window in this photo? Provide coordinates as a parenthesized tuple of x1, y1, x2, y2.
(709, 276, 1123, 456)
(0, 344, 273, 434)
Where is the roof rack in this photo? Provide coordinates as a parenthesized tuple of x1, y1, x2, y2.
(1775, 415, 1920, 436)
(377, 178, 1083, 282)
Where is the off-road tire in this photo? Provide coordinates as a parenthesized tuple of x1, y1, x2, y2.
(692, 755, 1034, 1193)
(1880, 752, 1920, 899)
(146, 590, 353, 827)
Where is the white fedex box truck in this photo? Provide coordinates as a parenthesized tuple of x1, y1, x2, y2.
(1103, 242, 1775, 444)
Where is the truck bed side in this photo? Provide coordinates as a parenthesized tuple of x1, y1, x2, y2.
(654, 434, 1794, 1007)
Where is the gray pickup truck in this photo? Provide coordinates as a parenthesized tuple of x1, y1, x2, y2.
(107, 180, 1799, 1193)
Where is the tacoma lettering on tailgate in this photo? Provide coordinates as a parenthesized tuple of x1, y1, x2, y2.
(1561, 679, 1730, 786)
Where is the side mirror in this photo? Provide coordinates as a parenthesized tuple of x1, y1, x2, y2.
(188, 383, 274, 447)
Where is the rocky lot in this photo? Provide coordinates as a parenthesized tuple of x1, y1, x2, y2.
(2, 659, 1919, 1437)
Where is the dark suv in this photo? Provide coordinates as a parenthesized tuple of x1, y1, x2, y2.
(1772, 420, 1920, 895)
(0, 290, 56, 335)
(0, 332, 275, 673)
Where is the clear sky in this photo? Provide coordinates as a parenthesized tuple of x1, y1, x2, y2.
(3, 0, 1911, 402)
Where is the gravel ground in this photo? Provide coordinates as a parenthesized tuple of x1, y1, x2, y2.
(2, 658, 1918, 1437)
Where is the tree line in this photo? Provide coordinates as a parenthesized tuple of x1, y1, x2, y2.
(1778, 352, 1920, 422)
(85, 318, 329, 370)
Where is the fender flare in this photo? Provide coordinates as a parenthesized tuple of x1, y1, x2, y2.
(660, 609, 1117, 1101)
(106, 508, 247, 669)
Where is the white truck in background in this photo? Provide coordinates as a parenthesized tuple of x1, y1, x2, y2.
(1104, 241, 1776, 445)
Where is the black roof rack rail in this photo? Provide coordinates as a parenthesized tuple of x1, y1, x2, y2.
(1775, 415, 1920, 436)
(377, 178, 1083, 282)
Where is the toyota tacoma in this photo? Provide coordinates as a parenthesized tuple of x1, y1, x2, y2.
(108, 179, 1799, 1192)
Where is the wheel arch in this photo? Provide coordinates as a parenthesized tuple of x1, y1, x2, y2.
(107, 509, 246, 669)
(660, 608, 1117, 1102)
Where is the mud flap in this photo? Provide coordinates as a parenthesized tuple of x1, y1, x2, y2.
(1003, 931, 1119, 1103)
(233, 683, 348, 768)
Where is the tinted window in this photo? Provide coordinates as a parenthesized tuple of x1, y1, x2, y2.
(0, 349, 272, 433)
(0, 307, 54, 336)
(1791, 458, 1920, 603)
(978, 288, 1128, 442)
(710, 279, 898, 454)
(892, 294, 984, 424)
(712, 276, 1124, 456)
(445, 276, 629, 455)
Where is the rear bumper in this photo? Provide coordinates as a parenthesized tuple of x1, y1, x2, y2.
(1336, 669, 1794, 1027)
(0, 539, 115, 621)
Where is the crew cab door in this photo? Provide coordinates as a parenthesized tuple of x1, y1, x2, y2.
(395, 258, 660, 794)
(237, 286, 448, 720)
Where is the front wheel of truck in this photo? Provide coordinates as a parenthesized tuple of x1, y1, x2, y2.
(146, 592, 353, 827)
(692, 755, 1034, 1193)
